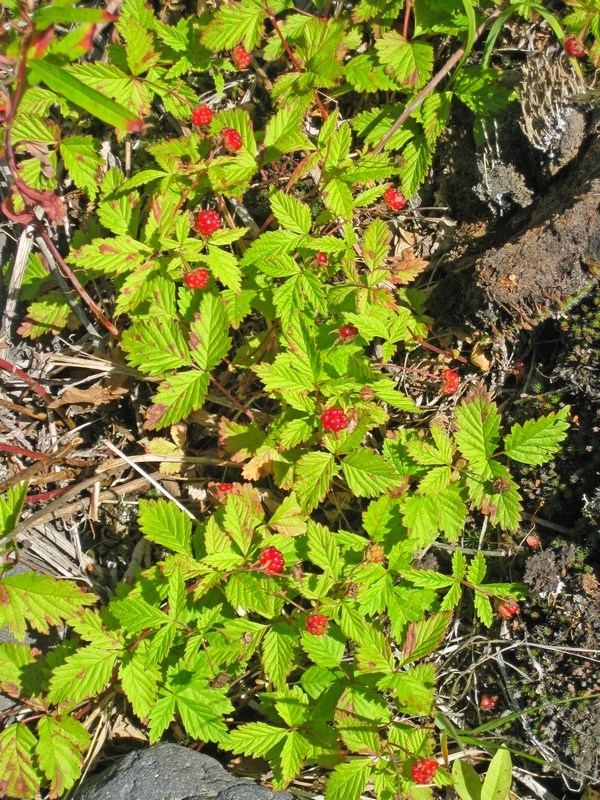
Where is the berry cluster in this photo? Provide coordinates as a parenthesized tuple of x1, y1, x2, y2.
(191, 105, 212, 126)
(564, 36, 586, 58)
(232, 44, 252, 69)
(320, 407, 348, 433)
(222, 127, 243, 152)
(496, 599, 519, 619)
(306, 613, 328, 635)
(411, 759, 439, 784)
(185, 268, 209, 290)
(339, 324, 358, 340)
(441, 368, 460, 395)
(217, 482, 234, 495)
(384, 187, 407, 211)
(259, 546, 285, 575)
(196, 209, 221, 236)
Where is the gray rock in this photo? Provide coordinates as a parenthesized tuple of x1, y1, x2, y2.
(74, 744, 293, 800)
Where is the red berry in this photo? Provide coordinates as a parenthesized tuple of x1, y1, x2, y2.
(320, 407, 348, 433)
(497, 599, 519, 619)
(217, 482, 234, 495)
(306, 613, 328, 635)
(339, 324, 358, 340)
(191, 105, 212, 126)
(480, 694, 498, 710)
(526, 533, 541, 548)
(196, 209, 221, 236)
(185, 268, 210, 290)
(384, 187, 407, 211)
(441, 368, 460, 395)
(259, 546, 285, 575)
(222, 127, 243, 152)
(232, 44, 252, 70)
(564, 36, 586, 58)
(411, 759, 439, 784)
(316, 252, 328, 265)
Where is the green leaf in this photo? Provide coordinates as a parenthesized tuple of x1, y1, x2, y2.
(401, 612, 451, 664)
(294, 451, 339, 512)
(362, 218, 391, 271)
(146, 371, 210, 430)
(325, 757, 373, 800)
(227, 722, 289, 759)
(481, 746, 512, 800)
(280, 731, 310, 786)
(0, 723, 40, 800)
(138, 498, 192, 555)
(0, 574, 94, 641)
(71, 235, 149, 275)
(119, 643, 161, 719)
(268, 493, 308, 537)
(190, 293, 232, 371)
(355, 626, 394, 673)
(122, 318, 191, 377)
(307, 521, 341, 578)
(28, 59, 143, 132)
(0, 482, 28, 537)
(174, 683, 232, 743)
(263, 107, 315, 161)
(275, 685, 310, 728)
(403, 568, 454, 590)
(323, 178, 354, 220)
(206, 245, 242, 292)
(302, 625, 346, 668)
(454, 389, 501, 464)
(262, 624, 298, 690)
(36, 715, 89, 797)
(467, 552, 487, 585)
(270, 191, 312, 234)
(453, 759, 482, 800)
(60, 135, 103, 200)
(325, 122, 352, 171)
(504, 407, 570, 466)
(222, 493, 262, 555)
(341, 450, 399, 498)
(48, 643, 121, 704)
(375, 32, 434, 89)
(473, 591, 493, 627)
(201, 0, 265, 50)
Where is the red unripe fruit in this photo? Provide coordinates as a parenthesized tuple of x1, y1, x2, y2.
(411, 759, 439, 784)
(306, 613, 329, 635)
(232, 45, 252, 69)
(384, 187, 407, 211)
(320, 407, 348, 433)
(185, 268, 210, 290)
(259, 546, 285, 575)
(564, 36, 586, 58)
(497, 599, 519, 619)
(191, 105, 212, 126)
(526, 533, 541, 548)
(339, 324, 359, 340)
(441, 368, 460, 395)
(196, 209, 221, 236)
(480, 694, 498, 710)
(222, 128, 243, 152)
(316, 252, 328, 265)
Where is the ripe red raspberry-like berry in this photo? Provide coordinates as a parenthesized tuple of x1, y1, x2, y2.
(339, 324, 358, 340)
(259, 546, 285, 575)
(185, 268, 210, 290)
(526, 533, 540, 548)
(320, 407, 348, 433)
(232, 44, 252, 70)
(411, 759, 439, 784)
(441, 368, 460, 395)
(306, 613, 329, 635)
(191, 105, 212, 126)
(480, 694, 498, 710)
(497, 599, 519, 619)
(316, 252, 328, 265)
(564, 36, 586, 58)
(222, 128, 243, 152)
(196, 209, 221, 236)
(217, 482, 234, 495)
(384, 187, 407, 211)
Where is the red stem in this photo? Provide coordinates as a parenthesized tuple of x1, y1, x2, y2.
(24, 486, 71, 503)
(0, 443, 48, 460)
(402, 0, 413, 40)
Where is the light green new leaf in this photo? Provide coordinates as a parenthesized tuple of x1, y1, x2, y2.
(190, 293, 232, 371)
(36, 716, 90, 797)
(473, 591, 493, 627)
(325, 757, 373, 800)
(270, 191, 312, 234)
(341, 450, 399, 498)
(227, 722, 288, 759)
(467, 552, 487, 585)
(0, 723, 40, 800)
(504, 407, 569, 466)
(0, 574, 95, 641)
(0, 482, 28, 537)
(138, 498, 192, 555)
(481, 746, 512, 800)
(262, 624, 298, 690)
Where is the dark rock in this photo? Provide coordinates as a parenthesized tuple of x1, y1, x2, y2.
(74, 744, 293, 800)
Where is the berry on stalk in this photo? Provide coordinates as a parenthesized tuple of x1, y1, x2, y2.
(185, 268, 210, 290)
(191, 105, 212, 126)
(564, 36, 586, 58)
(232, 45, 252, 69)
(259, 546, 285, 575)
(526, 533, 540, 548)
(339, 324, 358, 340)
(320, 407, 348, 433)
(196, 209, 221, 236)
(411, 759, 439, 784)
(222, 128, 243, 152)
(441, 368, 460, 395)
(384, 187, 407, 211)
(306, 613, 328, 635)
